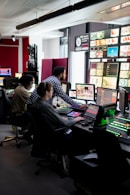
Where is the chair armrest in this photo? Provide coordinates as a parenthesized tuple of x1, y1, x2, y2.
(53, 127, 67, 132)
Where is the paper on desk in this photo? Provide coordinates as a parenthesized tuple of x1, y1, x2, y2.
(83, 153, 98, 160)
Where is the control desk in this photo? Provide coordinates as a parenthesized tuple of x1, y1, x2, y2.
(106, 113, 130, 145)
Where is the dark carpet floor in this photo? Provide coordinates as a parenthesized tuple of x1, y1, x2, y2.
(0, 124, 79, 195)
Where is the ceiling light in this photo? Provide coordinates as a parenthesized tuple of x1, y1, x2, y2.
(99, 0, 130, 14)
(11, 35, 16, 42)
(16, 0, 107, 30)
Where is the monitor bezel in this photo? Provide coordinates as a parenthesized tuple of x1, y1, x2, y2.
(119, 87, 129, 116)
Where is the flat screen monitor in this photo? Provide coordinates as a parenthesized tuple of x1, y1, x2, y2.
(120, 45, 130, 57)
(102, 77, 118, 90)
(107, 46, 118, 57)
(69, 89, 76, 99)
(119, 87, 129, 116)
(0, 77, 5, 87)
(103, 62, 119, 77)
(0, 67, 12, 76)
(84, 104, 100, 119)
(76, 83, 95, 102)
(61, 81, 71, 95)
(3, 77, 19, 89)
(96, 87, 118, 106)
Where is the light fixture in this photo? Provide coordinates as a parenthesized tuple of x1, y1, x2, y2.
(99, 0, 130, 14)
(11, 35, 16, 42)
(16, 0, 107, 30)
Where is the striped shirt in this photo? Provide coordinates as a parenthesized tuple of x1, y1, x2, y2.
(27, 75, 80, 108)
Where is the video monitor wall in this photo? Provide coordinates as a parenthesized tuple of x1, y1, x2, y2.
(88, 25, 130, 90)
(120, 25, 130, 57)
(89, 28, 120, 59)
(89, 62, 119, 89)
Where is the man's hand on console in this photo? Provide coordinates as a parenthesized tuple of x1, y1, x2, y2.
(74, 116, 85, 123)
(79, 104, 87, 110)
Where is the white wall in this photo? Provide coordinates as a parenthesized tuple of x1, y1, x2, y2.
(69, 51, 86, 89)
(42, 38, 60, 59)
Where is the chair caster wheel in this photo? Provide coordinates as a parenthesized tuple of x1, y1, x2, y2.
(16, 143, 21, 148)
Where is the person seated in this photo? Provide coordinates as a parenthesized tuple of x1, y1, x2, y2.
(11, 74, 34, 144)
(30, 82, 85, 156)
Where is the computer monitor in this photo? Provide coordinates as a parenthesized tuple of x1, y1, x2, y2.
(15, 72, 22, 79)
(76, 83, 95, 102)
(3, 77, 19, 89)
(0, 67, 12, 77)
(0, 77, 5, 87)
(61, 81, 71, 95)
(69, 89, 76, 99)
(107, 46, 118, 58)
(96, 87, 118, 106)
(119, 87, 129, 116)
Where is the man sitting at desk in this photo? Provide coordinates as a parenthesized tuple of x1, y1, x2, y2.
(30, 82, 85, 156)
(27, 66, 87, 109)
(11, 74, 34, 143)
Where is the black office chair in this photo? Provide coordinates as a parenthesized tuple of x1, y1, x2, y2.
(0, 88, 11, 123)
(29, 106, 71, 175)
(0, 88, 32, 147)
(71, 129, 130, 195)
(92, 129, 130, 194)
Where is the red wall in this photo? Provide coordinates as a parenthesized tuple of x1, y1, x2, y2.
(41, 58, 68, 81)
(0, 39, 19, 77)
(22, 37, 29, 72)
(0, 37, 29, 77)
(41, 59, 53, 80)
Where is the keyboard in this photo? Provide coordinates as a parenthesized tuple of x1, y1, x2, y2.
(56, 107, 73, 115)
(106, 116, 130, 144)
(80, 116, 94, 125)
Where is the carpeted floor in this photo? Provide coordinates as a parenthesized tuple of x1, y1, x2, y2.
(0, 124, 79, 195)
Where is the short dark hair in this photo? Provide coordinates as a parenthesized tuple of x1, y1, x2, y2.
(52, 66, 65, 76)
(19, 74, 34, 85)
(37, 82, 52, 96)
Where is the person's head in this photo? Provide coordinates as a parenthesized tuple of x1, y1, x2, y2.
(37, 82, 53, 100)
(19, 74, 34, 90)
(52, 66, 66, 81)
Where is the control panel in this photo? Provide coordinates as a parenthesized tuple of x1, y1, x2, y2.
(106, 114, 130, 144)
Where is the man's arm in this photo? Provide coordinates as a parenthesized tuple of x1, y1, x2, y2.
(53, 81, 81, 108)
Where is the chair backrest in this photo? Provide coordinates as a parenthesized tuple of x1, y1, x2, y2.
(93, 129, 130, 182)
(28, 106, 53, 157)
(0, 89, 11, 123)
(29, 105, 68, 157)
